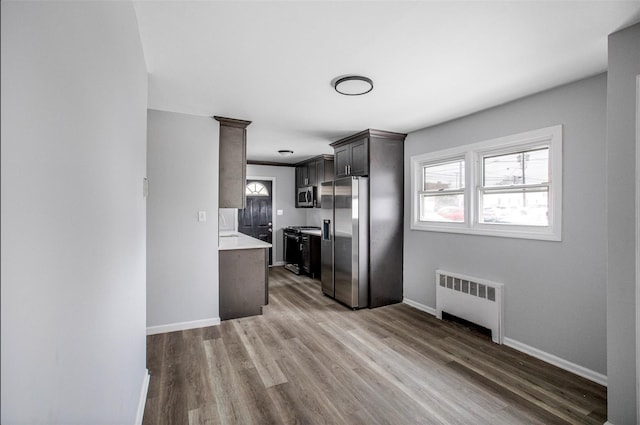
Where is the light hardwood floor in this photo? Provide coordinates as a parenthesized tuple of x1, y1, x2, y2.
(143, 266, 606, 425)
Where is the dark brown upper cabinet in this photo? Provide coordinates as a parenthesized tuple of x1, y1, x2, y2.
(331, 129, 406, 179)
(295, 155, 334, 208)
(333, 137, 369, 178)
(214, 116, 251, 208)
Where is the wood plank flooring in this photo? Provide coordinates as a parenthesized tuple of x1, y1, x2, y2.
(143, 266, 606, 425)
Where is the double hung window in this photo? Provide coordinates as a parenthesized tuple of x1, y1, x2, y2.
(410, 125, 562, 241)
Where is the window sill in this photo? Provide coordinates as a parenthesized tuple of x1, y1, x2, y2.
(410, 221, 561, 241)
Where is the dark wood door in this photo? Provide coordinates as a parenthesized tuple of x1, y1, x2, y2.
(238, 180, 273, 265)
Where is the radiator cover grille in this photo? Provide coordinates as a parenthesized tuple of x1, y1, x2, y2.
(436, 270, 504, 344)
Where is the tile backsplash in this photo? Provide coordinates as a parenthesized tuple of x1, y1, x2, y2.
(219, 208, 237, 231)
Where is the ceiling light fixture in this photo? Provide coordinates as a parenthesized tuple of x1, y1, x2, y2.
(334, 75, 374, 96)
(278, 149, 294, 157)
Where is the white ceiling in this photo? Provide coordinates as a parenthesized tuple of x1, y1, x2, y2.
(133, 1, 640, 164)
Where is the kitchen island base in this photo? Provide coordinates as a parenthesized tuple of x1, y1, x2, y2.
(219, 247, 269, 320)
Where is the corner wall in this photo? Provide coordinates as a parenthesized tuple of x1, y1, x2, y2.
(146, 110, 220, 331)
(606, 22, 639, 425)
(1, 2, 148, 423)
(403, 74, 607, 377)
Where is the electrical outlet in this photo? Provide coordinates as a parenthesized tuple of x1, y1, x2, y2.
(198, 211, 206, 222)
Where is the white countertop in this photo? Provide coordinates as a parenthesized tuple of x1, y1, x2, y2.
(218, 231, 272, 251)
(301, 229, 321, 237)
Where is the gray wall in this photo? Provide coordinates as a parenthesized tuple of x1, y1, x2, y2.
(306, 200, 331, 229)
(403, 74, 607, 376)
(247, 164, 306, 264)
(147, 110, 219, 328)
(1, 2, 148, 423)
(606, 23, 639, 425)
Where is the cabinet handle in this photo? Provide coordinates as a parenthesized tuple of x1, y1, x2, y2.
(344, 165, 348, 175)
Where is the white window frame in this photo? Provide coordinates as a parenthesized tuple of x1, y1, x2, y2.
(411, 125, 562, 241)
(417, 155, 467, 227)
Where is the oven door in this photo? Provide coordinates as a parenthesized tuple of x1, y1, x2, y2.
(284, 231, 301, 266)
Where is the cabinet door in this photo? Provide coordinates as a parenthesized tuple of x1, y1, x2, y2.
(219, 125, 246, 208)
(349, 139, 369, 176)
(314, 160, 324, 185)
(301, 234, 311, 274)
(308, 161, 318, 187)
(323, 158, 335, 182)
(334, 145, 350, 178)
(313, 160, 324, 208)
(310, 234, 321, 278)
(294, 166, 303, 208)
(296, 165, 308, 188)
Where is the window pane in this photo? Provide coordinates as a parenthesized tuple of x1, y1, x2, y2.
(481, 190, 548, 225)
(484, 148, 548, 187)
(419, 193, 464, 222)
(524, 148, 549, 185)
(423, 160, 464, 191)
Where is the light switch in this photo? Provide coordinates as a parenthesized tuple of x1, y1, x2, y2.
(277, 209, 283, 216)
(198, 211, 207, 222)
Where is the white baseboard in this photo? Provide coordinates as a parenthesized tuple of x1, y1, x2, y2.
(135, 369, 150, 425)
(403, 297, 437, 316)
(271, 261, 286, 267)
(603, 422, 614, 425)
(146, 317, 221, 335)
(503, 337, 607, 387)
(402, 298, 607, 387)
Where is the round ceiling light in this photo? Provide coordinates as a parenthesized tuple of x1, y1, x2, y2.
(334, 75, 373, 96)
(278, 149, 294, 157)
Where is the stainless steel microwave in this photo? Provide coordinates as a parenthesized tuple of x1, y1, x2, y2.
(297, 186, 316, 207)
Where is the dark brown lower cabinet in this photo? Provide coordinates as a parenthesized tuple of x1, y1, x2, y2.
(301, 233, 321, 279)
(219, 248, 269, 320)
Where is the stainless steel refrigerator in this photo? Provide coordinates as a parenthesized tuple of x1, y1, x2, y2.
(321, 177, 369, 309)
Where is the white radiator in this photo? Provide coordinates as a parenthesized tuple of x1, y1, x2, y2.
(435, 269, 504, 344)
